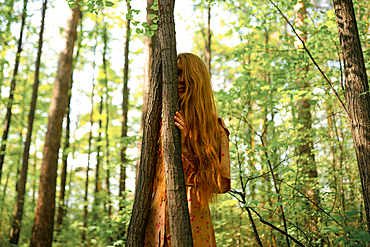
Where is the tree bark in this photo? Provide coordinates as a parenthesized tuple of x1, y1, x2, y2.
(30, 3, 80, 246)
(333, 0, 370, 231)
(120, 0, 131, 210)
(9, 0, 47, 244)
(136, 0, 157, 184)
(0, 0, 28, 181)
(159, 0, 193, 245)
(126, 39, 162, 247)
(57, 12, 82, 232)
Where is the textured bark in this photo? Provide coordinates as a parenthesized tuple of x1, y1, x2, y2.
(0, 0, 28, 181)
(9, 0, 47, 244)
(126, 39, 162, 247)
(333, 0, 370, 231)
(159, 0, 193, 245)
(136, 0, 157, 184)
(30, 4, 80, 246)
(120, 0, 131, 210)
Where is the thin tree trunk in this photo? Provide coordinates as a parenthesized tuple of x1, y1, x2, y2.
(119, 0, 131, 210)
(96, 61, 103, 211)
(9, 0, 47, 243)
(0, 0, 15, 97)
(30, 3, 80, 246)
(101, 21, 112, 217)
(32, 139, 37, 207)
(83, 21, 93, 238)
(136, 0, 157, 184)
(82, 127, 90, 244)
(0, 0, 28, 181)
(204, 1, 211, 73)
(333, 0, 370, 231)
(159, 0, 193, 245)
(89, 17, 99, 211)
(126, 38, 162, 247)
(294, 0, 318, 236)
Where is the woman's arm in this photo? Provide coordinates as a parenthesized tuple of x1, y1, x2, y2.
(218, 118, 231, 193)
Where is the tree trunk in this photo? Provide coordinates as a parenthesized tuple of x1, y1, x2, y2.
(159, 0, 193, 245)
(204, 1, 211, 73)
(102, 21, 112, 217)
(294, 0, 317, 179)
(126, 39, 162, 247)
(333, 0, 370, 231)
(0, 0, 15, 97)
(89, 18, 100, 211)
(136, 0, 157, 184)
(96, 61, 103, 210)
(0, 0, 28, 181)
(9, 0, 47, 244)
(57, 12, 82, 232)
(120, 0, 131, 210)
(294, 0, 318, 235)
(30, 3, 80, 246)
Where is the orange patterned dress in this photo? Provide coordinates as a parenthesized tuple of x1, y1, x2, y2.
(144, 118, 230, 247)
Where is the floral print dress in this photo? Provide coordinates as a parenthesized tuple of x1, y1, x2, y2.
(144, 117, 230, 247)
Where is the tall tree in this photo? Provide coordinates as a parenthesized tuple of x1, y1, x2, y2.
(294, 0, 318, 233)
(102, 20, 112, 217)
(119, 0, 131, 210)
(127, 0, 193, 245)
(136, 0, 157, 183)
(0, 0, 15, 97)
(159, 0, 193, 244)
(30, 3, 81, 246)
(333, 0, 370, 231)
(0, 0, 28, 181)
(9, 0, 47, 244)
(90, 18, 100, 213)
(56, 12, 82, 231)
(126, 38, 162, 247)
(203, 0, 211, 72)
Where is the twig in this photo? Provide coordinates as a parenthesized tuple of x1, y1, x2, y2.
(249, 207, 305, 247)
(268, 0, 350, 119)
(245, 207, 263, 247)
(259, 135, 290, 246)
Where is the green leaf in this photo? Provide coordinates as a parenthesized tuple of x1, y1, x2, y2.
(150, 24, 158, 30)
(126, 13, 133, 20)
(105, 1, 114, 7)
(149, 14, 157, 20)
(150, 3, 158, 10)
(272, 202, 283, 207)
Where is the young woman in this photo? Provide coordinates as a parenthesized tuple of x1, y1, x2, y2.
(144, 53, 230, 247)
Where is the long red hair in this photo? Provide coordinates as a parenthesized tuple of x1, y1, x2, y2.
(153, 53, 223, 207)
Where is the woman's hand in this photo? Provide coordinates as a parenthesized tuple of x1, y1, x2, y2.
(174, 111, 190, 157)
